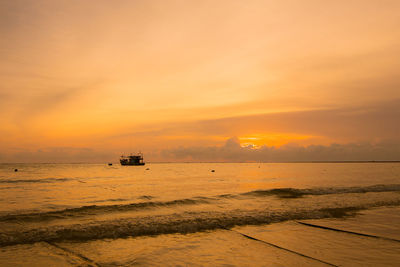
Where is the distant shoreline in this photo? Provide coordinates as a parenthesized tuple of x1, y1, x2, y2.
(1, 161, 400, 164)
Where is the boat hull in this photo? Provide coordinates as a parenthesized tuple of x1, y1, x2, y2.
(120, 162, 145, 166)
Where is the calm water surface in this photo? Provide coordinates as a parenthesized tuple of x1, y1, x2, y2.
(0, 163, 399, 266)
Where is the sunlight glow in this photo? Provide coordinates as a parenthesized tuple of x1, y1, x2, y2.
(239, 133, 317, 148)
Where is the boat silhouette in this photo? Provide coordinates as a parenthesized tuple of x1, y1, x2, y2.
(120, 153, 145, 166)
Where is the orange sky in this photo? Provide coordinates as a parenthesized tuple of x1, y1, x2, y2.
(1, 0, 400, 162)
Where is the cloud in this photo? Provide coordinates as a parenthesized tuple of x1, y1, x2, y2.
(161, 137, 400, 162)
(118, 99, 400, 145)
(1, 138, 399, 163)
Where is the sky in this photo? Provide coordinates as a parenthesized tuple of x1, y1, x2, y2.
(0, 0, 399, 162)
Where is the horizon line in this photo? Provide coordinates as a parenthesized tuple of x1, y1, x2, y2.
(1, 160, 400, 164)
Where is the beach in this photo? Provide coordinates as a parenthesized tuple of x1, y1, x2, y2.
(1, 163, 400, 266)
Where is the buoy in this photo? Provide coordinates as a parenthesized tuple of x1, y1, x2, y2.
(211, 170, 215, 172)
(146, 168, 150, 170)
(14, 169, 18, 172)
(108, 163, 113, 166)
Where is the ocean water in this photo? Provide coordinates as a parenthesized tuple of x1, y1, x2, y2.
(0, 163, 400, 266)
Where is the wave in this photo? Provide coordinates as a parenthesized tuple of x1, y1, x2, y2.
(137, 195, 154, 200)
(87, 198, 130, 203)
(0, 178, 72, 184)
(1, 200, 399, 247)
(240, 184, 400, 198)
(2, 184, 400, 222)
(0, 197, 213, 222)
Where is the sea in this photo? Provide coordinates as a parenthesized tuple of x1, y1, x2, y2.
(0, 162, 400, 266)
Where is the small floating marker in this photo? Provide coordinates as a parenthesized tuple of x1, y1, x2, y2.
(146, 168, 150, 170)
(211, 169, 215, 172)
(108, 163, 113, 166)
(14, 169, 18, 172)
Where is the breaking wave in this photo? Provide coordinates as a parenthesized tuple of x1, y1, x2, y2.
(1, 184, 400, 223)
(240, 184, 400, 198)
(1, 200, 400, 247)
(0, 197, 213, 222)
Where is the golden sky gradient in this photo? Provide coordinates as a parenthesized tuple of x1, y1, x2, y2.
(1, 0, 400, 162)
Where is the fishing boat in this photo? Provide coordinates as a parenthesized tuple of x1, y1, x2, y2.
(120, 153, 145, 166)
